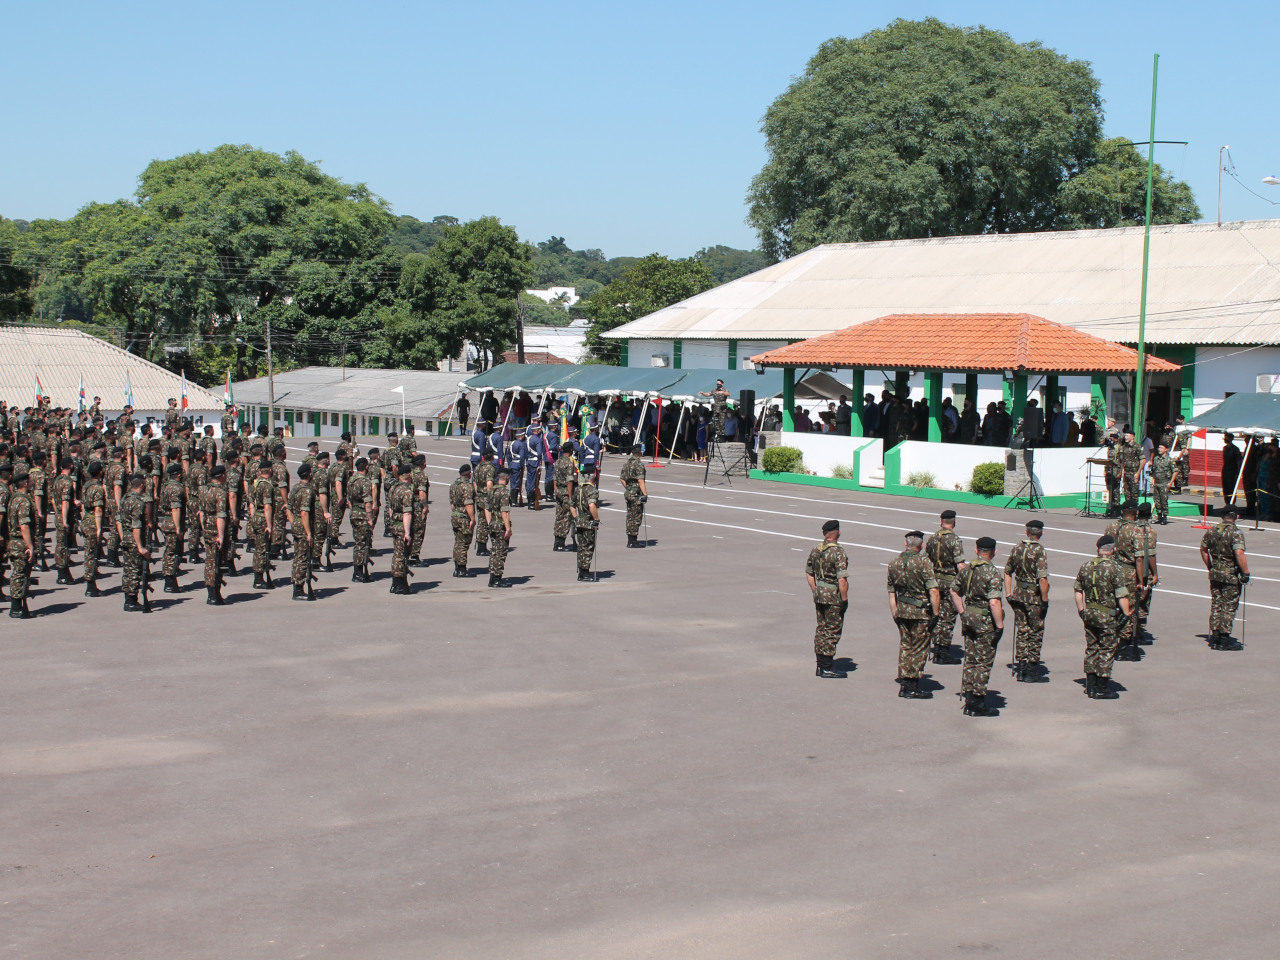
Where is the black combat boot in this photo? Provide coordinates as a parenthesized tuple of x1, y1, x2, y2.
(1217, 634, 1244, 651)
(476, 543, 490, 557)
(1018, 661, 1049, 683)
(292, 583, 308, 601)
(84, 578, 102, 598)
(122, 592, 143, 612)
(816, 655, 847, 678)
(627, 534, 639, 548)
(56, 566, 73, 585)
(163, 575, 180, 594)
(398, 575, 412, 595)
(931, 645, 960, 665)
(252, 571, 265, 589)
(553, 536, 564, 551)
(487, 573, 504, 588)
(9, 598, 31, 619)
(359, 564, 371, 584)
(206, 585, 225, 606)
(577, 568, 595, 582)
(898, 677, 932, 699)
(107, 548, 121, 568)
(39, 554, 50, 572)
(322, 557, 334, 573)
(352, 567, 363, 583)
(1087, 674, 1119, 699)
(963, 692, 995, 716)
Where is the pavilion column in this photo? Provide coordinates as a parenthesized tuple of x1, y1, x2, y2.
(1045, 375, 1059, 408)
(849, 369, 865, 437)
(1091, 374, 1108, 425)
(1011, 374, 1028, 433)
(782, 368, 795, 431)
(895, 370, 909, 399)
(925, 371, 943, 442)
(965, 374, 978, 407)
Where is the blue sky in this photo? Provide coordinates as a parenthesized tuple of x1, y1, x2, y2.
(3, 1, 1277, 257)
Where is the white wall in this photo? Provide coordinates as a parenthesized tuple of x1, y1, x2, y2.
(777, 430, 880, 480)
(1192, 346, 1280, 414)
(738, 340, 785, 369)
(895, 440, 1108, 495)
(681, 341, 728, 369)
(629, 339, 672, 369)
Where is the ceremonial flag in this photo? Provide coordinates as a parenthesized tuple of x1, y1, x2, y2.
(35, 371, 46, 405)
(223, 368, 235, 409)
(78, 375, 87, 413)
(180, 369, 189, 411)
(124, 373, 135, 408)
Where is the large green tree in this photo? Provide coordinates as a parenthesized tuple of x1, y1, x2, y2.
(1058, 137, 1201, 228)
(581, 255, 714, 363)
(747, 18, 1199, 260)
(0, 217, 35, 321)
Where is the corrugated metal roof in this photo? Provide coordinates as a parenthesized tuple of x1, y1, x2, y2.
(750, 314, 1181, 374)
(605, 220, 1280, 346)
(0, 325, 224, 412)
(234, 367, 465, 419)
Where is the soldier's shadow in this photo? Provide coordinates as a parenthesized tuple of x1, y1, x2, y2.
(223, 592, 264, 605)
(1072, 676, 1129, 691)
(311, 587, 348, 599)
(918, 674, 945, 693)
(985, 689, 1009, 709)
(833, 657, 857, 673)
(147, 598, 184, 612)
(640, 539, 660, 548)
(592, 570, 616, 581)
(37, 602, 82, 615)
(405, 581, 440, 593)
(503, 575, 533, 585)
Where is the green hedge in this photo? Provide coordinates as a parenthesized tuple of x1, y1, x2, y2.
(970, 462, 1005, 496)
(761, 445, 804, 474)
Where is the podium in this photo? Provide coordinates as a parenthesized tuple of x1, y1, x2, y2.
(1080, 457, 1110, 518)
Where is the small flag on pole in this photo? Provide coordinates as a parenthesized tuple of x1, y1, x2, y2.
(35, 371, 46, 405)
(391, 386, 405, 394)
(79, 375, 87, 413)
(224, 368, 235, 410)
(124, 373, 135, 408)
(180, 369, 189, 411)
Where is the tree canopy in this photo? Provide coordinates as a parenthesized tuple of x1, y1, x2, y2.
(1058, 137, 1201, 229)
(580, 254, 714, 364)
(747, 18, 1199, 260)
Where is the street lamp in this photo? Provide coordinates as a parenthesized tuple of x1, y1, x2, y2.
(1264, 175, 1280, 186)
(236, 332, 275, 433)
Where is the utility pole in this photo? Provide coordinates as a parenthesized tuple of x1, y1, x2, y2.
(266, 316, 275, 434)
(515, 296, 526, 364)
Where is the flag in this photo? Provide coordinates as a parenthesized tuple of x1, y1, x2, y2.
(124, 373, 135, 408)
(223, 368, 235, 410)
(1193, 428, 1208, 440)
(180, 369, 189, 411)
(35, 371, 46, 405)
(78, 375, 86, 413)
(559, 407, 569, 444)
(391, 386, 404, 394)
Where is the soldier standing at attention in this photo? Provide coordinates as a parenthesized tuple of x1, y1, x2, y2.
(1110, 501, 1147, 661)
(185, 448, 208, 565)
(924, 510, 965, 665)
(805, 519, 849, 678)
(1004, 520, 1050, 682)
(473, 450, 495, 557)
(552, 445, 577, 552)
(486, 468, 514, 588)
(52, 458, 77, 585)
(569, 462, 600, 582)
(311, 452, 332, 572)
(104, 446, 127, 567)
(581, 422, 603, 484)
(1104, 436, 1123, 518)
(620, 445, 649, 548)
(887, 531, 941, 699)
(1073, 535, 1132, 699)
(365, 448, 383, 540)
(164, 398, 181, 431)
(409, 454, 430, 566)
(302, 441, 319, 474)
(1150, 441, 1175, 524)
(381, 433, 401, 537)
(118, 475, 150, 613)
(200, 465, 229, 606)
(524, 424, 545, 510)
(28, 451, 48, 572)
(81, 461, 108, 597)
(249, 460, 275, 590)
(387, 464, 414, 595)
(449, 464, 476, 578)
(287, 462, 316, 601)
(221, 450, 242, 577)
(157, 463, 185, 594)
(1200, 505, 1249, 650)
(952, 537, 1005, 716)
(1118, 427, 1144, 505)
(347, 457, 373, 583)
(470, 420, 487, 466)
(698, 379, 731, 441)
(269, 445, 290, 561)
(329, 447, 350, 553)
(1132, 503, 1159, 641)
(221, 403, 238, 438)
(507, 431, 526, 507)
(7, 472, 35, 618)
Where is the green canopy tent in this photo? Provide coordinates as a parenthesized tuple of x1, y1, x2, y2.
(1184, 392, 1280, 509)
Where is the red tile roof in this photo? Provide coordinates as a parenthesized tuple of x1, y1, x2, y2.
(500, 350, 571, 365)
(749, 314, 1181, 374)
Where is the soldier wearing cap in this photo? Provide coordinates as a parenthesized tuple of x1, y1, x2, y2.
(408, 453, 429, 565)
(507, 430, 527, 506)
(347, 456, 374, 583)
(806, 520, 849, 678)
(523, 423, 545, 509)
(924, 510, 965, 665)
(287, 463, 316, 600)
(6, 471, 35, 618)
(387, 463, 415, 595)
(1150, 440, 1176, 523)
(470, 420, 488, 466)
(221, 402, 238, 438)
(449, 463, 476, 578)
(1073, 534, 1132, 699)
(1200, 504, 1250, 650)
(199, 465, 229, 605)
(81, 460, 108, 596)
(473, 446, 496, 557)
(570, 461, 600, 582)
(486, 468, 514, 588)
(158, 461, 186, 593)
(952, 536, 1005, 716)
(698, 379, 731, 442)
(887, 530, 941, 699)
(119, 474, 150, 612)
(270, 444, 290, 560)
(1117, 426, 1144, 505)
(620, 443, 649, 548)
(1004, 519, 1051, 681)
(1111, 500, 1156, 659)
(249, 459, 275, 590)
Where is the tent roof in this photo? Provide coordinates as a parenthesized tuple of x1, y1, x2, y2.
(1186, 393, 1280, 435)
(462, 363, 847, 402)
(751, 313, 1181, 375)
(234, 366, 464, 419)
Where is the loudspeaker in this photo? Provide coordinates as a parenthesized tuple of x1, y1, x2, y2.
(738, 389, 756, 419)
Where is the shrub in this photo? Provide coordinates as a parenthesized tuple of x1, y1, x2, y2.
(905, 470, 937, 489)
(970, 462, 1005, 495)
(761, 445, 804, 473)
(831, 463, 853, 480)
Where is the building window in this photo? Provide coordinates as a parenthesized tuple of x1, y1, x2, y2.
(306, 411, 318, 424)
(330, 412, 340, 426)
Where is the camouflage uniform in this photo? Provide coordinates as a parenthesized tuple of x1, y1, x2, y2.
(28, 464, 47, 562)
(620, 453, 647, 536)
(805, 540, 848, 657)
(221, 411, 238, 436)
(449, 475, 475, 567)
(709, 387, 730, 441)
(1150, 452, 1175, 520)
(409, 465, 429, 560)
(80, 476, 107, 582)
(185, 461, 207, 552)
(1105, 443, 1123, 514)
(473, 460, 494, 552)
(199, 482, 228, 588)
(7, 486, 33, 603)
(1118, 439, 1144, 504)
(347, 472, 373, 571)
(288, 483, 315, 588)
(329, 456, 350, 544)
(270, 459, 290, 554)
(924, 527, 964, 661)
(249, 476, 274, 577)
(572, 476, 600, 574)
(51, 471, 75, 570)
(887, 551, 939, 680)
(387, 477, 414, 580)
(381, 447, 401, 535)
(117, 490, 146, 598)
(1201, 520, 1246, 637)
(310, 461, 330, 566)
(104, 460, 127, 554)
(487, 483, 512, 580)
(157, 475, 185, 578)
(1004, 539, 1049, 668)
(956, 559, 1004, 696)
(552, 455, 576, 542)
(1073, 556, 1129, 679)
(1114, 520, 1155, 623)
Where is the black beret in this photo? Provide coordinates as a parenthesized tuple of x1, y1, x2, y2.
(1121, 500, 1138, 512)
(398, 464, 413, 476)
(459, 464, 472, 475)
(12, 470, 28, 484)
(1026, 520, 1044, 530)
(208, 465, 226, 479)
(821, 520, 840, 534)
(92, 441, 107, 451)
(976, 536, 997, 551)
(297, 463, 312, 479)
(340, 432, 351, 441)
(167, 463, 182, 476)
(1222, 505, 1239, 517)
(496, 468, 511, 478)
(59, 457, 73, 470)
(906, 530, 925, 539)
(940, 510, 957, 520)
(1137, 503, 1153, 517)
(1097, 535, 1115, 548)
(316, 451, 329, 460)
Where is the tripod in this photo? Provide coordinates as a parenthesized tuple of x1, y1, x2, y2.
(1004, 446, 1044, 510)
(703, 438, 749, 486)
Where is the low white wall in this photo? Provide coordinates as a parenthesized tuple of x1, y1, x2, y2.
(894, 440, 1108, 495)
(778, 430, 866, 477)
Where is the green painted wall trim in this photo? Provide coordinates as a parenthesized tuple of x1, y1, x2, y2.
(925, 371, 943, 442)
(370, 416, 379, 436)
(849, 370, 865, 437)
(728, 340, 738, 370)
(619, 342, 629, 367)
(1090, 374, 1108, 423)
(781, 368, 795, 430)
(1011, 374, 1028, 429)
(673, 340, 682, 370)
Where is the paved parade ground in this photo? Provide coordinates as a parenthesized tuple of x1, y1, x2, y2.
(4, 436, 1279, 959)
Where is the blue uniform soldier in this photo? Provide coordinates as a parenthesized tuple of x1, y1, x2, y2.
(507, 432, 526, 506)
(470, 421, 488, 466)
(524, 425, 545, 509)
(581, 423, 603, 483)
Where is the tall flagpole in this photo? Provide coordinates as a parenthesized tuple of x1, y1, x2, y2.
(1133, 53, 1159, 440)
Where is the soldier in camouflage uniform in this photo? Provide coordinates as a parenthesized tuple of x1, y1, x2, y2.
(365, 448, 383, 537)
(952, 537, 1006, 716)
(1072, 535, 1132, 699)
(887, 531, 941, 699)
(185, 448, 208, 564)
(486, 468, 514, 588)
(200, 465, 229, 605)
(249, 460, 275, 590)
(1112, 501, 1155, 660)
(270, 445, 290, 559)
(409, 454, 430, 565)
(1149, 442, 1175, 523)
(81, 461, 108, 596)
(620, 448, 649, 548)
(473, 450, 495, 557)
(52, 458, 77, 584)
(104, 447, 127, 566)
(805, 520, 849, 678)
(552, 446, 577, 551)
(328, 447, 350, 554)
(310, 452, 333, 572)
(698, 379, 731, 442)
(387, 463, 414, 595)
(449, 464, 476, 578)
(157, 462, 185, 593)
(924, 510, 965, 664)
(1199, 505, 1249, 650)
(221, 403, 238, 438)
(381, 433, 401, 537)
(1103, 436, 1123, 518)
(570, 462, 600, 582)
(287, 463, 316, 600)
(347, 457, 373, 583)
(118, 475, 151, 612)
(28, 451, 48, 572)
(1003, 519, 1050, 682)
(1117, 428, 1144, 505)
(6, 472, 35, 618)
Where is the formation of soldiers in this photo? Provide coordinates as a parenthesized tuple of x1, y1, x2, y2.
(808, 502, 1252, 716)
(0, 399, 657, 616)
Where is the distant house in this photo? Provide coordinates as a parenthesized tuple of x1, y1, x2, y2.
(499, 350, 571, 365)
(524, 286, 579, 307)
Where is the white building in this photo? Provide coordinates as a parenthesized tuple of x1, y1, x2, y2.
(524, 286, 580, 307)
